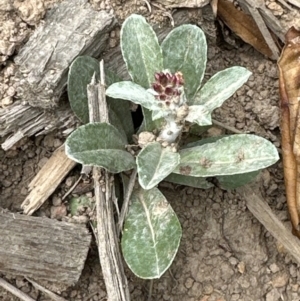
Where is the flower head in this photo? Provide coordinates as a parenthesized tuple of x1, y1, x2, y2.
(151, 70, 185, 106)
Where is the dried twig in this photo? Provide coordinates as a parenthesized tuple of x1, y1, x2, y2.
(25, 278, 68, 301)
(87, 61, 130, 301)
(0, 277, 35, 301)
(237, 183, 300, 263)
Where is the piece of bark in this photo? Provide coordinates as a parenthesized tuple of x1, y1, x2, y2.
(14, 0, 116, 109)
(21, 145, 76, 215)
(0, 100, 76, 151)
(237, 184, 300, 264)
(87, 64, 130, 301)
(0, 211, 91, 286)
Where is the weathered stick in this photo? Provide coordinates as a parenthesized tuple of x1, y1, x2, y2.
(26, 278, 68, 301)
(0, 211, 91, 285)
(237, 184, 300, 264)
(0, 277, 35, 301)
(14, 0, 116, 109)
(21, 145, 76, 215)
(87, 62, 130, 301)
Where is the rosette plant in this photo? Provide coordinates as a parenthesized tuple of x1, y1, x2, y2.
(65, 14, 279, 279)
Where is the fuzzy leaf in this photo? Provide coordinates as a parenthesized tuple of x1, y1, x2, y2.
(164, 173, 213, 189)
(192, 67, 252, 109)
(161, 24, 207, 101)
(173, 134, 279, 177)
(65, 123, 135, 173)
(185, 105, 212, 126)
(108, 109, 128, 143)
(121, 187, 182, 279)
(121, 14, 163, 88)
(106, 81, 160, 111)
(68, 57, 134, 140)
(137, 142, 180, 190)
(217, 170, 260, 190)
(106, 69, 135, 141)
(68, 56, 100, 123)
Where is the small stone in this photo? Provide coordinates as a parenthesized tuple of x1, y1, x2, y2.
(52, 196, 62, 206)
(237, 261, 245, 274)
(2, 179, 12, 187)
(15, 277, 26, 288)
(266, 288, 281, 301)
(272, 272, 289, 288)
(269, 263, 280, 273)
(38, 157, 48, 169)
(50, 204, 67, 220)
(184, 277, 194, 289)
(2, 96, 13, 106)
(229, 257, 238, 266)
(20, 187, 28, 195)
(202, 283, 213, 295)
(65, 176, 75, 187)
(53, 138, 62, 148)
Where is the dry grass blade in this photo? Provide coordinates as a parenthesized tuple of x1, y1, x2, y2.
(278, 27, 300, 238)
(217, 0, 273, 58)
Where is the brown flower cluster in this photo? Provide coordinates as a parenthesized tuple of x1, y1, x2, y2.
(152, 71, 184, 105)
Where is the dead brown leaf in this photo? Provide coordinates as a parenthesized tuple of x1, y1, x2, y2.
(278, 27, 300, 238)
(217, 0, 273, 58)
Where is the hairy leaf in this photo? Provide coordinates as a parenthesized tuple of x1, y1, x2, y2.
(65, 123, 136, 173)
(68, 57, 134, 140)
(185, 105, 212, 126)
(192, 67, 252, 109)
(164, 173, 213, 189)
(68, 56, 100, 123)
(106, 69, 134, 141)
(173, 134, 279, 177)
(121, 187, 182, 279)
(106, 81, 160, 111)
(161, 24, 207, 101)
(121, 14, 163, 88)
(217, 170, 260, 190)
(137, 142, 180, 189)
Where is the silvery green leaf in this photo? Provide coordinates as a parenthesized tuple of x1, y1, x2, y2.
(106, 69, 134, 141)
(185, 105, 212, 126)
(68, 56, 100, 123)
(164, 173, 213, 189)
(161, 24, 207, 101)
(108, 109, 128, 143)
(65, 123, 136, 173)
(121, 14, 163, 88)
(121, 187, 182, 279)
(192, 67, 252, 109)
(106, 81, 160, 111)
(217, 170, 260, 190)
(68, 57, 134, 140)
(152, 109, 169, 120)
(173, 134, 279, 177)
(137, 142, 180, 190)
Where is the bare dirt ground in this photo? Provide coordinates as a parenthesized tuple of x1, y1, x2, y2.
(1, 0, 300, 300)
